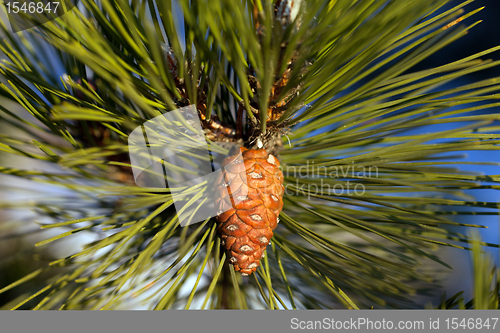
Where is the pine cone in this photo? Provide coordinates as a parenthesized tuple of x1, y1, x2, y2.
(215, 147, 284, 276)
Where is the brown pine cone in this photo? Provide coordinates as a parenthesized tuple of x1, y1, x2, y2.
(215, 147, 284, 276)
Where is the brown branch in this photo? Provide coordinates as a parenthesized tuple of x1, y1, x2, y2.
(236, 104, 244, 140)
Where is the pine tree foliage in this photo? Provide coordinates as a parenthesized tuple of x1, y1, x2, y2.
(0, 0, 499, 309)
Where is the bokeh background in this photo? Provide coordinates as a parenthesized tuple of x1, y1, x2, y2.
(0, 0, 499, 309)
(415, 0, 500, 304)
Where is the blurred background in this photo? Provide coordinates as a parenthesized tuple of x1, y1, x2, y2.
(415, 0, 500, 305)
(0, 0, 499, 309)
